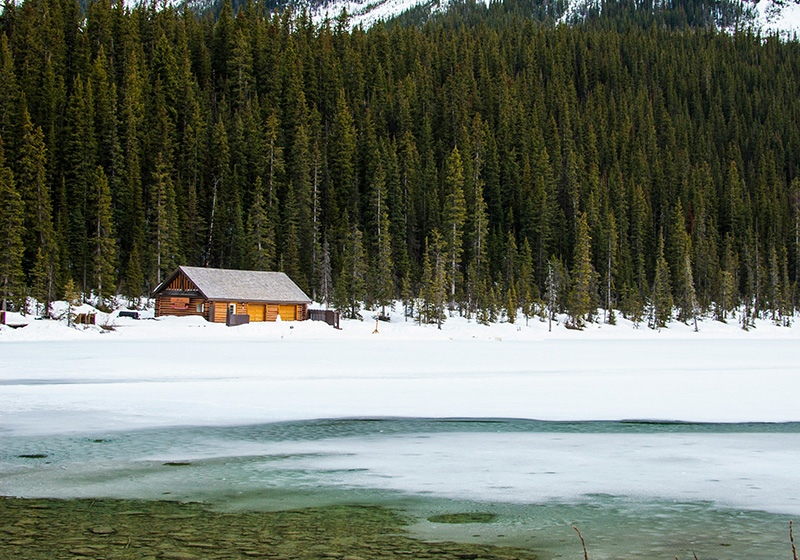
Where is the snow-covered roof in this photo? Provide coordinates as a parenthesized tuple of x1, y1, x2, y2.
(156, 266, 312, 304)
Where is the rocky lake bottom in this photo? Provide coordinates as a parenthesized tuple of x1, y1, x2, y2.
(0, 497, 536, 560)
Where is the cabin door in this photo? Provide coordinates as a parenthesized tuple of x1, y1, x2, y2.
(247, 303, 265, 322)
(278, 305, 296, 321)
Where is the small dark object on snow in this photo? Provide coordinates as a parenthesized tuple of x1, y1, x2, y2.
(18, 454, 48, 459)
(119, 310, 139, 319)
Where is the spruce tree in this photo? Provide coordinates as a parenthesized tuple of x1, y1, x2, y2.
(0, 34, 19, 164)
(63, 276, 80, 327)
(0, 136, 24, 312)
(400, 270, 413, 321)
(329, 91, 358, 230)
(246, 177, 275, 270)
(545, 256, 561, 332)
(670, 202, 698, 325)
(92, 166, 117, 303)
(651, 234, 673, 329)
(319, 237, 333, 307)
(421, 232, 447, 328)
(442, 146, 467, 308)
(122, 241, 144, 307)
(339, 222, 367, 319)
(18, 107, 56, 311)
(372, 196, 394, 318)
(366, 157, 394, 316)
(568, 212, 594, 328)
(151, 152, 180, 286)
(505, 284, 517, 324)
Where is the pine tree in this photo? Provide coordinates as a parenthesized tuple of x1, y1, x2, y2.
(338, 222, 367, 319)
(466, 116, 489, 298)
(505, 284, 517, 324)
(122, 241, 144, 307)
(31, 248, 49, 316)
(0, 34, 20, 164)
(92, 165, 117, 303)
(63, 276, 80, 327)
(281, 181, 302, 285)
(602, 208, 618, 325)
(365, 155, 394, 314)
(372, 192, 394, 317)
(545, 256, 562, 332)
(650, 234, 673, 329)
(442, 146, 467, 308)
(487, 285, 499, 324)
(18, 106, 56, 311)
(118, 51, 146, 272)
(329, 91, 358, 230)
(63, 77, 97, 294)
(400, 270, 414, 321)
(568, 212, 594, 328)
(319, 237, 333, 307)
(151, 152, 180, 286)
(421, 232, 447, 328)
(0, 136, 24, 312)
(246, 177, 275, 270)
(670, 202, 697, 325)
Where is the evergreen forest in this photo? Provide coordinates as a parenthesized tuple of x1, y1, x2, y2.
(1, 0, 799, 329)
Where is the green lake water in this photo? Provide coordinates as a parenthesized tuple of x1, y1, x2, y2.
(1, 419, 798, 559)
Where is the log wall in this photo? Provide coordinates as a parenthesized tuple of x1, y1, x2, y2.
(155, 296, 207, 318)
(159, 299, 308, 323)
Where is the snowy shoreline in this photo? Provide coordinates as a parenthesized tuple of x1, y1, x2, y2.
(1, 302, 798, 436)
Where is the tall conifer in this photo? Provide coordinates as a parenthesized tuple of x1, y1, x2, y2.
(0, 136, 24, 312)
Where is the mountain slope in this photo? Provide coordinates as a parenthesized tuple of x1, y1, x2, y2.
(112, 0, 800, 35)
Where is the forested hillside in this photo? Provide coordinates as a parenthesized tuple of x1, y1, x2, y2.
(1, 0, 799, 328)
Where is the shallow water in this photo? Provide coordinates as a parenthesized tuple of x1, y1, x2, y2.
(1, 418, 798, 559)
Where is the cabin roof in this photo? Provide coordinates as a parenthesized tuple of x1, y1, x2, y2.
(155, 266, 312, 304)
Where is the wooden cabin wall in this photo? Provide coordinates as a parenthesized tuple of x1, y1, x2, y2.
(155, 296, 207, 318)
(160, 299, 309, 323)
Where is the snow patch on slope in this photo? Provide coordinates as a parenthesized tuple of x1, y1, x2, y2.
(752, 0, 800, 36)
(558, 0, 800, 35)
(310, 0, 431, 27)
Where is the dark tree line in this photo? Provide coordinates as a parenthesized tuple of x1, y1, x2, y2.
(1, 0, 799, 329)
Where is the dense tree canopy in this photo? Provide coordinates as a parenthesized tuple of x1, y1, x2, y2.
(1, 0, 798, 328)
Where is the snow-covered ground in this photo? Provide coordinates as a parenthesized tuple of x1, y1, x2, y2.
(2, 301, 799, 558)
(1, 301, 798, 436)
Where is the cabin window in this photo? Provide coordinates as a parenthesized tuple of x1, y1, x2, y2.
(196, 303, 204, 313)
(228, 302, 237, 315)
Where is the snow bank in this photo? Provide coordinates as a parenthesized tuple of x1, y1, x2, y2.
(1, 300, 798, 436)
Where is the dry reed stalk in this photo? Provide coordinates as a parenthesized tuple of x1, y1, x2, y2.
(791, 520, 798, 560)
(572, 526, 589, 560)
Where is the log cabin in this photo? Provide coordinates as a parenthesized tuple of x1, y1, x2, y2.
(153, 266, 312, 323)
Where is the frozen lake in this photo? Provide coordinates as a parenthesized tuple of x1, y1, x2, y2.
(2, 418, 799, 559)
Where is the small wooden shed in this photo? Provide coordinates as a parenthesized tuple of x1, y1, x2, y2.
(153, 266, 312, 323)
